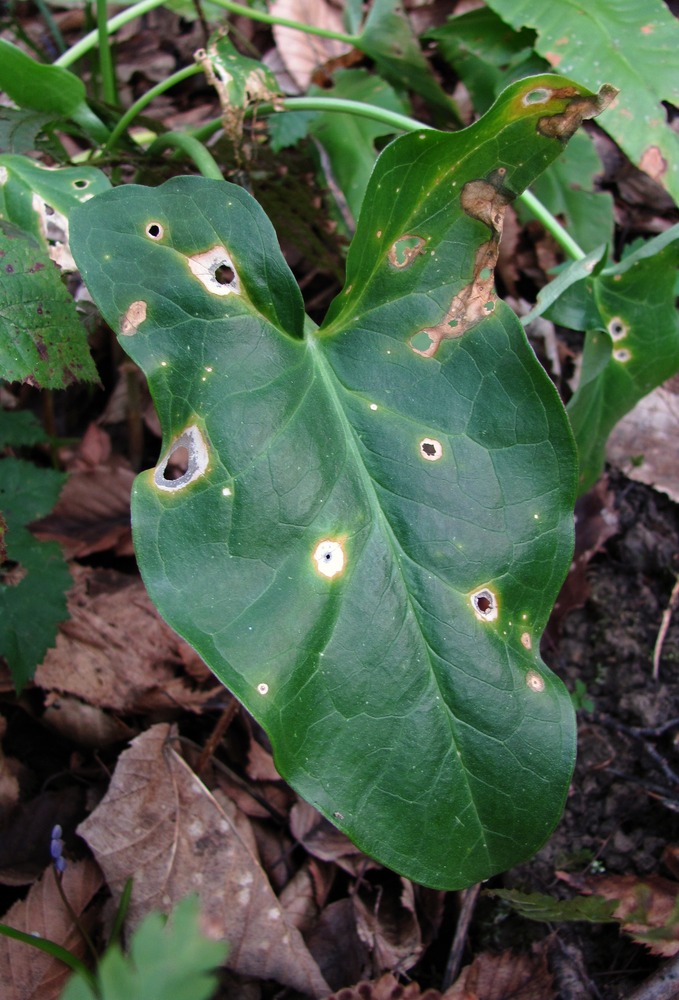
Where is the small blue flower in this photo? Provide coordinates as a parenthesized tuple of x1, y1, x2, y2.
(50, 825, 66, 873)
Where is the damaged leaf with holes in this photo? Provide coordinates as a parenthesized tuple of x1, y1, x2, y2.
(70, 75, 615, 890)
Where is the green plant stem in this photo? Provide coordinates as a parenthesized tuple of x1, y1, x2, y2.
(519, 189, 587, 261)
(96, 0, 118, 105)
(0, 923, 97, 987)
(53, 868, 99, 967)
(103, 64, 203, 152)
(146, 132, 223, 179)
(55, 0, 358, 69)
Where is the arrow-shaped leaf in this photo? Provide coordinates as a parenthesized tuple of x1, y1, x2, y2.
(70, 76, 612, 889)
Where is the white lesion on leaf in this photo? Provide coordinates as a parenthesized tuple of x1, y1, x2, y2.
(154, 424, 210, 492)
(520, 632, 532, 650)
(470, 587, 499, 622)
(186, 245, 241, 296)
(120, 299, 147, 336)
(613, 348, 632, 363)
(419, 437, 443, 461)
(608, 317, 628, 341)
(526, 669, 545, 692)
(388, 235, 426, 269)
(312, 539, 346, 579)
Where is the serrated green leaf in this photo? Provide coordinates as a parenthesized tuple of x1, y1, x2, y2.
(484, 0, 679, 205)
(70, 76, 613, 889)
(0, 456, 70, 690)
(0, 220, 98, 388)
(308, 69, 411, 225)
(563, 228, 679, 492)
(59, 896, 227, 1000)
(0, 409, 49, 449)
(487, 887, 619, 923)
(0, 155, 111, 243)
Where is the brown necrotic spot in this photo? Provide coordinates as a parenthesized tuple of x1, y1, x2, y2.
(120, 300, 147, 336)
(145, 222, 164, 239)
(537, 84, 617, 143)
(388, 235, 426, 269)
(471, 587, 498, 622)
(419, 437, 443, 461)
(526, 670, 545, 692)
(187, 246, 240, 296)
(154, 425, 209, 492)
(521, 632, 532, 650)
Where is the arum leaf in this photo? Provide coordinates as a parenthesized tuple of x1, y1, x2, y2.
(70, 76, 612, 889)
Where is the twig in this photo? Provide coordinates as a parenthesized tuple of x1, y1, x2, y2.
(194, 698, 239, 777)
(653, 576, 679, 681)
(442, 883, 481, 990)
(627, 950, 679, 1000)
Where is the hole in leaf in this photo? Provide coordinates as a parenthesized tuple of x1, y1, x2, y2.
(72, 178, 89, 189)
(388, 235, 426, 269)
(420, 438, 443, 461)
(607, 317, 628, 340)
(146, 222, 163, 239)
(523, 87, 551, 105)
(154, 425, 209, 492)
(471, 588, 498, 622)
(214, 263, 235, 285)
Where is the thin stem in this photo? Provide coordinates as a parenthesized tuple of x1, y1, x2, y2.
(96, 0, 118, 105)
(519, 188, 587, 261)
(56, 0, 168, 67)
(55, 0, 358, 69)
(205, 0, 358, 45)
(275, 96, 432, 135)
(53, 867, 99, 967)
(146, 132, 223, 179)
(102, 64, 203, 152)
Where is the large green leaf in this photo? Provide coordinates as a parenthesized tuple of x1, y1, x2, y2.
(484, 0, 679, 205)
(70, 76, 612, 889)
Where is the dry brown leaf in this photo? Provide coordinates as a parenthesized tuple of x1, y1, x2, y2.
(290, 800, 377, 877)
(325, 972, 444, 999)
(36, 566, 219, 715)
(0, 858, 103, 1000)
(444, 948, 555, 1000)
(270, 0, 353, 90)
(308, 899, 370, 993)
(32, 424, 135, 559)
(559, 870, 679, 957)
(0, 716, 20, 814)
(42, 692, 137, 748)
(353, 876, 424, 975)
(77, 724, 330, 997)
(606, 380, 679, 503)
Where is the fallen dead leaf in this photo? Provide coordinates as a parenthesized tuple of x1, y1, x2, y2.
(77, 724, 330, 996)
(270, 0, 353, 90)
(606, 379, 679, 504)
(354, 874, 425, 975)
(445, 947, 555, 1000)
(559, 870, 679, 957)
(32, 424, 134, 559)
(0, 858, 103, 1000)
(308, 898, 370, 992)
(325, 972, 444, 999)
(36, 566, 220, 716)
(290, 799, 377, 877)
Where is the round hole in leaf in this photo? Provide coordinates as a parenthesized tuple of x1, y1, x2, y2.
(471, 587, 498, 622)
(420, 438, 443, 461)
(214, 263, 235, 285)
(146, 222, 163, 239)
(72, 178, 89, 189)
(410, 331, 434, 354)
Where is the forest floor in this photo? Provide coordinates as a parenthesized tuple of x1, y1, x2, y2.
(2, 4, 679, 999)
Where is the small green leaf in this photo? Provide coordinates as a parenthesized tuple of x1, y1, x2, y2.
(60, 896, 227, 1000)
(484, 0, 679, 205)
(0, 456, 70, 690)
(358, 0, 458, 117)
(425, 8, 545, 114)
(487, 887, 619, 923)
(554, 227, 679, 492)
(0, 409, 49, 449)
(71, 76, 613, 889)
(0, 220, 98, 388)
